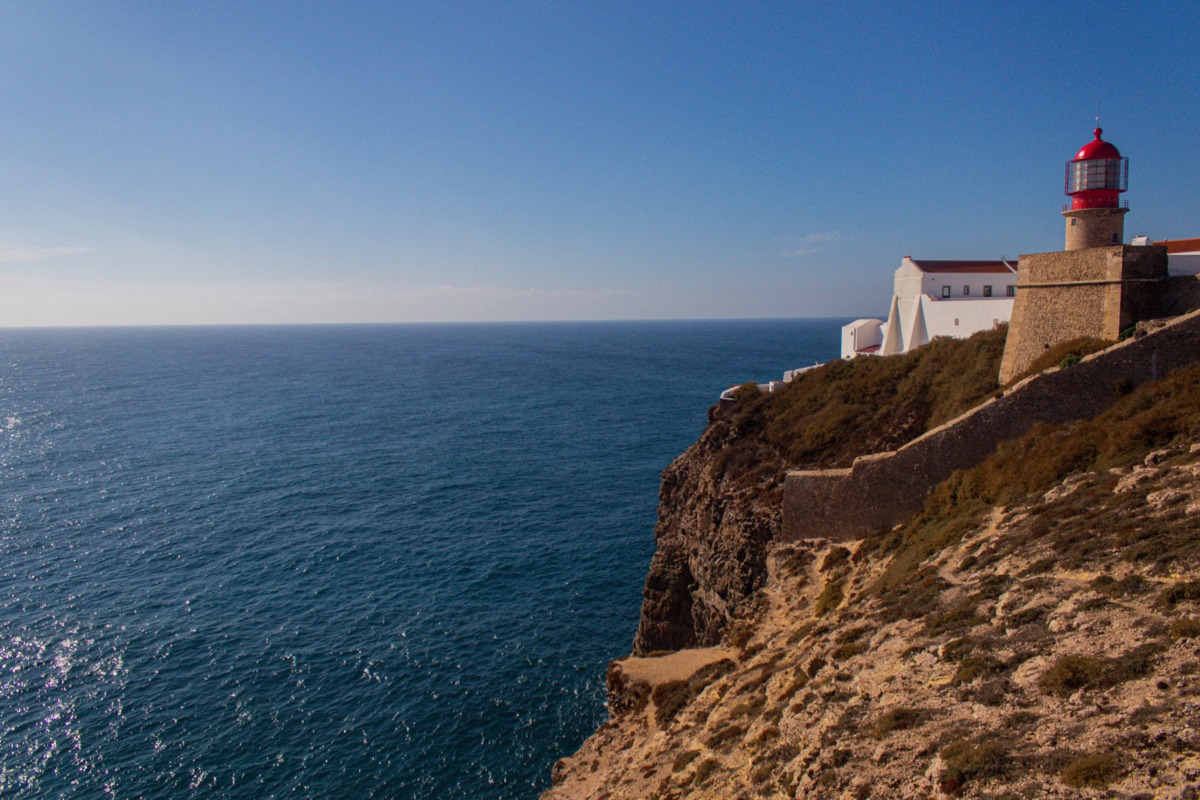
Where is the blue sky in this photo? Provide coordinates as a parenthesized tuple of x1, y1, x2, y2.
(1, 1, 1197, 325)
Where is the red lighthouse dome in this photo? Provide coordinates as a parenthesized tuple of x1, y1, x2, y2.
(1065, 127, 1128, 210)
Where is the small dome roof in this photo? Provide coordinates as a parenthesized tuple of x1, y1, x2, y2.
(1074, 127, 1121, 161)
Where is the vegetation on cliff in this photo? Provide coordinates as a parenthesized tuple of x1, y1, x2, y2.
(724, 324, 1009, 472)
(872, 361, 1200, 602)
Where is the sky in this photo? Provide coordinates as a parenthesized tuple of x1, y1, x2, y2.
(0, 1, 1197, 326)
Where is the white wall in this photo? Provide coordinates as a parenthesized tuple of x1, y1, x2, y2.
(841, 318, 883, 358)
(918, 296, 1013, 342)
(1169, 254, 1200, 276)
(916, 274, 1016, 300)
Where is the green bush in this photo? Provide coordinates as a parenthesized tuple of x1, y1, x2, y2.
(873, 364, 1200, 595)
(952, 654, 1006, 686)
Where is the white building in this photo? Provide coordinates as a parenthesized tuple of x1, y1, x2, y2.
(842, 257, 1018, 359)
(1148, 237, 1200, 276)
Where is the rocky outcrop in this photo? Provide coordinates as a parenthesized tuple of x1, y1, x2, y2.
(631, 419, 782, 654)
(632, 325, 1014, 655)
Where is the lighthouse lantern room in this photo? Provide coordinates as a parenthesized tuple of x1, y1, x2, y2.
(1062, 127, 1129, 250)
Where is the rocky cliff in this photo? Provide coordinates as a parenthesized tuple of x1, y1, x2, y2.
(633, 326, 1010, 655)
(545, 321, 1200, 799)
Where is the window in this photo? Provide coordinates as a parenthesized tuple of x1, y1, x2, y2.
(954, 318, 960, 326)
(1071, 218, 1078, 227)
(983, 285, 993, 297)
(1112, 233, 1120, 243)
(963, 285, 970, 296)
(1006, 285, 1015, 297)
(941, 286, 950, 298)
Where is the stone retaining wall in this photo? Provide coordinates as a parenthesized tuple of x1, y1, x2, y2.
(782, 309, 1200, 542)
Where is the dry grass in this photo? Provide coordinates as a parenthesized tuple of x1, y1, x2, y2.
(1061, 752, 1123, 788)
(716, 326, 1008, 474)
(1005, 336, 1111, 386)
(869, 363, 1200, 597)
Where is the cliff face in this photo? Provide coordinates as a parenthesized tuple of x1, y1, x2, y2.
(631, 417, 782, 654)
(632, 327, 1010, 655)
(546, 324, 1200, 799)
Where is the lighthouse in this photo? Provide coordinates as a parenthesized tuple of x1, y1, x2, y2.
(998, 126, 1171, 384)
(1062, 128, 1129, 250)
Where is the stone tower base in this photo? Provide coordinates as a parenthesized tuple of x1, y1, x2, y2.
(998, 244, 1168, 384)
(1063, 207, 1128, 250)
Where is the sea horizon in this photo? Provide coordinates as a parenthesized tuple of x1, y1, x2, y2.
(0, 314, 860, 332)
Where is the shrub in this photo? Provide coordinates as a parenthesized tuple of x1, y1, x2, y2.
(726, 620, 755, 649)
(727, 325, 1008, 471)
(952, 654, 1006, 686)
(940, 735, 1008, 786)
(1061, 752, 1122, 788)
(966, 678, 1010, 707)
(925, 597, 986, 636)
(1091, 573, 1151, 597)
(873, 364, 1200, 596)
(815, 579, 845, 615)
(871, 707, 922, 738)
(833, 641, 865, 660)
(1039, 655, 1109, 696)
(1170, 618, 1200, 640)
(1159, 581, 1200, 608)
(1039, 644, 1164, 697)
(1003, 711, 1040, 729)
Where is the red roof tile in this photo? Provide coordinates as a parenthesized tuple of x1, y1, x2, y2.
(1153, 238, 1200, 254)
(910, 259, 1017, 274)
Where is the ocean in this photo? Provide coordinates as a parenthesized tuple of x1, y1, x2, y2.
(0, 319, 844, 799)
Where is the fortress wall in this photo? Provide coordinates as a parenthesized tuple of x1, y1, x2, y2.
(782, 309, 1200, 542)
(1162, 275, 1200, 318)
(997, 245, 1169, 384)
